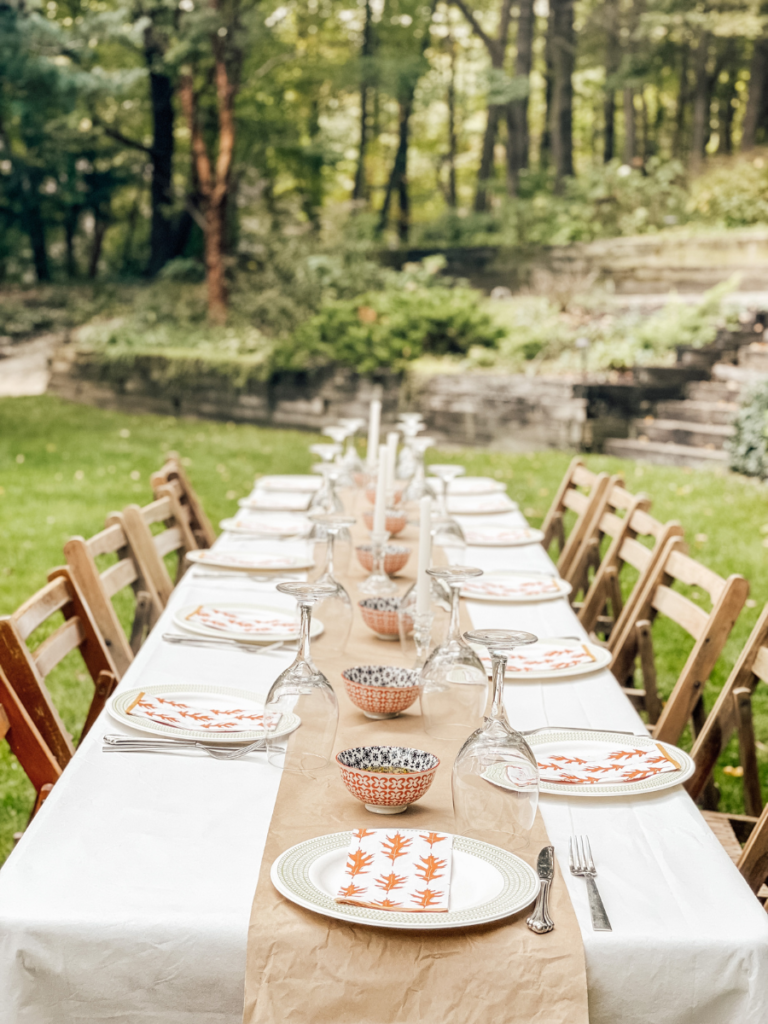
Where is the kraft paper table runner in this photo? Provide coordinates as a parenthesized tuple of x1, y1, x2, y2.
(242, 516, 589, 1024)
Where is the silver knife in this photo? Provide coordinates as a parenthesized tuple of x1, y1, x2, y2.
(526, 846, 555, 934)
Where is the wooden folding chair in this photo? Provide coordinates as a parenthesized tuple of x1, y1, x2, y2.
(114, 489, 199, 607)
(578, 503, 684, 647)
(567, 481, 649, 602)
(611, 536, 749, 742)
(687, 603, 768, 819)
(63, 517, 164, 678)
(151, 453, 216, 549)
(540, 458, 614, 580)
(0, 665, 62, 838)
(0, 568, 120, 767)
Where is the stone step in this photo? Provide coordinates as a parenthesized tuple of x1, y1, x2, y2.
(634, 418, 734, 449)
(712, 361, 768, 387)
(686, 379, 743, 403)
(739, 344, 768, 371)
(655, 399, 739, 425)
(604, 437, 730, 468)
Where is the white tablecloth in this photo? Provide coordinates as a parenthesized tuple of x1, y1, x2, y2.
(1, 493, 767, 1024)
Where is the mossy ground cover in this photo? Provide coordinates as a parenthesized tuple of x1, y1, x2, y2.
(1, 395, 767, 862)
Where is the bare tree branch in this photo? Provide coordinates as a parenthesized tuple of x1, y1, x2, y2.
(452, 0, 495, 56)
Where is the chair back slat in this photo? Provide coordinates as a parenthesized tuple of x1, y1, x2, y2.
(32, 617, 86, 678)
(540, 458, 615, 580)
(12, 577, 72, 642)
(100, 557, 139, 598)
(666, 549, 727, 604)
(620, 536, 655, 572)
(567, 481, 646, 601)
(155, 525, 184, 559)
(651, 586, 709, 640)
(0, 568, 119, 764)
(753, 646, 768, 683)
(85, 522, 129, 559)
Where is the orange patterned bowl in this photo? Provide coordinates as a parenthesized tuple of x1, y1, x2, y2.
(336, 745, 440, 814)
(358, 597, 403, 640)
(342, 665, 421, 719)
(355, 544, 411, 577)
(365, 487, 403, 506)
(362, 510, 408, 536)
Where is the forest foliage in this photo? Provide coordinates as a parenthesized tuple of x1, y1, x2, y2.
(3, 0, 768, 324)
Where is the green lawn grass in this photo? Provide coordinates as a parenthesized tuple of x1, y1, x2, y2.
(1, 395, 768, 863)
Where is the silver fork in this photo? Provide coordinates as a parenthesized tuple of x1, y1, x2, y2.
(102, 734, 266, 760)
(568, 835, 612, 932)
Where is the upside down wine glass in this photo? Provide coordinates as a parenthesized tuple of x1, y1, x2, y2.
(420, 566, 488, 740)
(264, 581, 339, 774)
(452, 629, 540, 851)
(427, 465, 466, 554)
(402, 436, 434, 504)
(306, 513, 355, 650)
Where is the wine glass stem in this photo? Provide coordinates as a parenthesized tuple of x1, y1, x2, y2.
(326, 529, 337, 578)
(448, 582, 462, 642)
(298, 602, 313, 665)
(490, 651, 508, 721)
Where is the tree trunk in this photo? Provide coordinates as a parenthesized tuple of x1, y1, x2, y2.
(204, 201, 227, 322)
(742, 37, 768, 149)
(690, 34, 711, 168)
(549, 0, 575, 188)
(353, 0, 374, 201)
(25, 201, 50, 282)
(540, 3, 555, 166)
(475, 103, 502, 211)
(446, 35, 458, 208)
(505, 0, 534, 194)
(602, 0, 620, 162)
(64, 207, 79, 278)
(623, 87, 636, 163)
(378, 99, 412, 238)
(673, 48, 689, 158)
(146, 68, 176, 276)
(88, 217, 107, 279)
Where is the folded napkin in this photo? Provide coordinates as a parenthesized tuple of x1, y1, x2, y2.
(336, 828, 453, 913)
(191, 551, 295, 570)
(537, 744, 681, 786)
(127, 692, 264, 732)
(463, 576, 561, 599)
(508, 644, 596, 673)
(244, 493, 311, 511)
(184, 605, 299, 636)
(231, 514, 311, 536)
(465, 528, 538, 545)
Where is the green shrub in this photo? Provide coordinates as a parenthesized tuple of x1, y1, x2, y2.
(272, 286, 505, 376)
(688, 154, 768, 228)
(729, 381, 768, 478)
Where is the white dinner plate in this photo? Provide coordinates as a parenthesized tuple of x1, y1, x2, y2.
(239, 492, 313, 512)
(109, 684, 300, 745)
(485, 728, 694, 798)
(218, 516, 312, 538)
(461, 572, 572, 603)
(174, 602, 324, 644)
(186, 550, 314, 572)
(431, 477, 507, 497)
(464, 526, 545, 548)
(271, 831, 539, 930)
(470, 640, 612, 680)
(447, 495, 518, 515)
(256, 475, 322, 493)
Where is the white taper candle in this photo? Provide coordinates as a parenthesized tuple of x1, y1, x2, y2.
(416, 496, 432, 614)
(366, 399, 382, 469)
(373, 444, 388, 534)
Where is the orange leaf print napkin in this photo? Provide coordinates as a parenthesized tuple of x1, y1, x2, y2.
(126, 692, 265, 733)
(335, 828, 453, 913)
(537, 744, 680, 786)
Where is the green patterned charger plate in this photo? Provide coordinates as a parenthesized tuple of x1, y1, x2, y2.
(271, 831, 539, 930)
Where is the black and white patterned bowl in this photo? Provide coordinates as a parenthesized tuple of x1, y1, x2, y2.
(336, 745, 440, 813)
(358, 597, 402, 639)
(341, 665, 421, 719)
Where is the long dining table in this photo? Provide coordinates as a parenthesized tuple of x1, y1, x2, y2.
(1, 477, 768, 1024)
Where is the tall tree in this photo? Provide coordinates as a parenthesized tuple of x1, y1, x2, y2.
(602, 0, 620, 161)
(505, 0, 534, 193)
(549, 0, 575, 186)
(742, 26, 768, 149)
(352, 0, 375, 202)
(453, 0, 515, 210)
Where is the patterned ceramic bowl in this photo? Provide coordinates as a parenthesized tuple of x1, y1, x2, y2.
(362, 510, 408, 536)
(336, 745, 440, 813)
(341, 665, 421, 719)
(365, 487, 404, 506)
(358, 597, 403, 640)
(355, 544, 411, 577)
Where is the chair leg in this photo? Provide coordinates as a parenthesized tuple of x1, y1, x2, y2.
(129, 591, 153, 654)
(80, 670, 118, 741)
(637, 619, 662, 723)
(605, 565, 623, 622)
(734, 687, 763, 819)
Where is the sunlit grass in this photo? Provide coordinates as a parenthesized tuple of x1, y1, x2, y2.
(1, 396, 768, 861)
